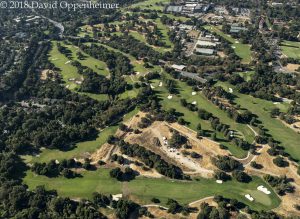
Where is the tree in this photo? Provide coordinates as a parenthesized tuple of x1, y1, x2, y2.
(212, 133, 217, 141)
(214, 170, 231, 181)
(273, 156, 289, 167)
(197, 123, 202, 130)
(92, 193, 110, 208)
(119, 123, 128, 132)
(232, 170, 252, 183)
(151, 198, 160, 203)
(61, 169, 75, 178)
(250, 161, 262, 169)
(168, 131, 187, 148)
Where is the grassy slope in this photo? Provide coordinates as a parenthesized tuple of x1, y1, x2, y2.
(217, 81, 300, 161)
(280, 40, 300, 59)
(24, 169, 280, 211)
(204, 25, 252, 64)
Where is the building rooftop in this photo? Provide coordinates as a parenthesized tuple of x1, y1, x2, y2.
(171, 64, 186, 71)
(195, 48, 214, 55)
(196, 40, 216, 47)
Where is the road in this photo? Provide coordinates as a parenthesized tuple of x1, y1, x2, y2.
(31, 9, 64, 37)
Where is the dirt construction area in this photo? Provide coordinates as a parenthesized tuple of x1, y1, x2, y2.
(122, 113, 230, 178)
(90, 112, 227, 178)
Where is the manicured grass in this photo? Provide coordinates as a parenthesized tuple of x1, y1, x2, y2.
(49, 41, 81, 91)
(63, 43, 110, 76)
(30, 126, 118, 163)
(23, 169, 280, 211)
(280, 40, 300, 59)
(154, 74, 255, 158)
(24, 169, 122, 198)
(49, 41, 109, 100)
(50, 41, 140, 101)
(217, 82, 300, 161)
(204, 25, 252, 64)
(154, 18, 173, 49)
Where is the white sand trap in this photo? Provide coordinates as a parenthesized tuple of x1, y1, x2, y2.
(257, 185, 271, 195)
(273, 102, 279, 105)
(231, 46, 236, 49)
(159, 82, 163, 87)
(136, 72, 140, 75)
(229, 88, 233, 93)
(65, 61, 71, 64)
(216, 180, 223, 184)
(235, 40, 239, 43)
(66, 85, 70, 88)
(245, 194, 254, 202)
(192, 91, 197, 95)
(51, 58, 58, 61)
(192, 101, 197, 105)
(150, 84, 155, 89)
(167, 95, 173, 99)
(112, 194, 123, 201)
